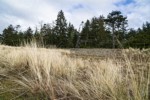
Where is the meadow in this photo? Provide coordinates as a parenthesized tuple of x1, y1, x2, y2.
(0, 44, 150, 100)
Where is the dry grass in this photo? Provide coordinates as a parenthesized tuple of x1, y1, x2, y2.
(0, 44, 150, 100)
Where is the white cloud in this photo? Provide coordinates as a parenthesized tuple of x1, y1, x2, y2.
(0, 0, 150, 32)
(117, 0, 150, 29)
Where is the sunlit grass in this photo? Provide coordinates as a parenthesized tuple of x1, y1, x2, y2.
(0, 44, 149, 100)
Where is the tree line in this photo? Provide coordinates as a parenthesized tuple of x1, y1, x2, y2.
(0, 10, 150, 48)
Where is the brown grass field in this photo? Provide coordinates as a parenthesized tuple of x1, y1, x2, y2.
(0, 44, 150, 100)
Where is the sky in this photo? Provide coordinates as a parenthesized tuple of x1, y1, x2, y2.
(0, 0, 150, 33)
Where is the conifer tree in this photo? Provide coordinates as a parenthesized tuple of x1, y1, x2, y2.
(105, 11, 128, 48)
(80, 20, 91, 47)
(67, 23, 77, 48)
(54, 10, 68, 47)
(24, 27, 33, 42)
(2, 25, 19, 46)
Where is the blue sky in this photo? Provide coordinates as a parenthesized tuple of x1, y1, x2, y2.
(115, 0, 135, 6)
(0, 0, 150, 33)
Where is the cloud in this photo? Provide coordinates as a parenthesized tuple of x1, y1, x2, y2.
(117, 0, 150, 29)
(0, 0, 150, 33)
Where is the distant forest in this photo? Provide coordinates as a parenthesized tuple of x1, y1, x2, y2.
(0, 10, 150, 48)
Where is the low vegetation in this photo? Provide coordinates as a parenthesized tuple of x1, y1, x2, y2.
(0, 44, 150, 100)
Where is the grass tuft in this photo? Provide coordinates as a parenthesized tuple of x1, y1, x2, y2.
(0, 44, 149, 100)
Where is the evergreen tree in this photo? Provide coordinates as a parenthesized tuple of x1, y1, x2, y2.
(94, 16, 111, 48)
(1, 10, 149, 49)
(80, 16, 111, 48)
(2, 25, 20, 46)
(40, 24, 53, 45)
(67, 23, 77, 48)
(24, 27, 33, 42)
(105, 11, 128, 48)
(54, 10, 68, 47)
(0, 34, 3, 43)
(34, 27, 42, 44)
(80, 20, 91, 47)
(0, 34, 3, 44)
(90, 16, 110, 48)
(18, 31, 24, 45)
(90, 17, 98, 47)
(126, 22, 150, 48)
